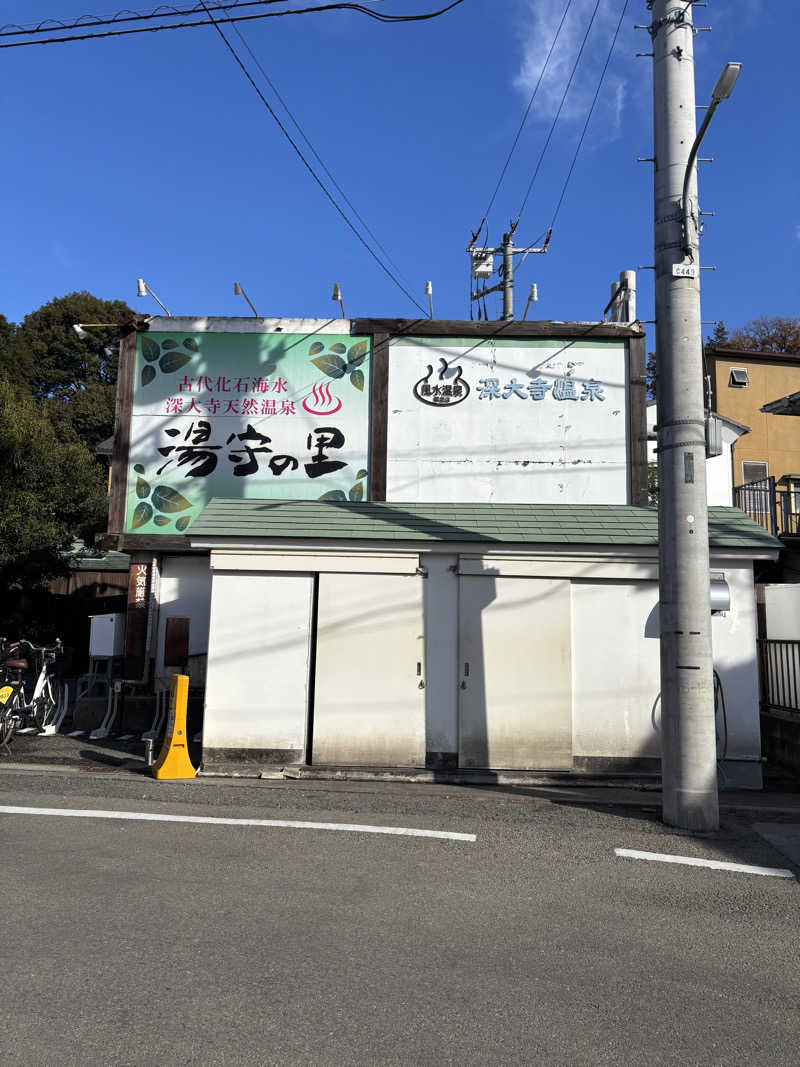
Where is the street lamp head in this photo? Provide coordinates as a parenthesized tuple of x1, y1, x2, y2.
(72, 324, 88, 340)
(233, 282, 243, 296)
(711, 62, 742, 102)
(331, 282, 342, 302)
(136, 278, 147, 298)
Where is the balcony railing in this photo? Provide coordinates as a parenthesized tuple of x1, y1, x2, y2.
(758, 639, 800, 716)
(733, 476, 800, 537)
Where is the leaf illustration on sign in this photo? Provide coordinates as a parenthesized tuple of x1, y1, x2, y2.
(317, 489, 347, 501)
(413, 356, 470, 407)
(311, 353, 347, 379)
(128, 465, 198, 532)
(347, 340, 368, 364)
(309, 339, 368, 393)
(131, 502, 153, 529)
(141, 338, 160, 363)
(151, 486, 192, 513)
(159, 350, 192, 374)
(139, 336, 198, 387)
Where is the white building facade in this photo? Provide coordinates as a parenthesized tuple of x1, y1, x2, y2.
(103, 317, 778, 787)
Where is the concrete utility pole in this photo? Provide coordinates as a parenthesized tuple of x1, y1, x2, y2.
(467, 229, 550, 321)
(651, 0, 718, 832)
(502, 230, 514, 321)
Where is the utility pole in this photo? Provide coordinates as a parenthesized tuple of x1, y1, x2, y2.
(467, 228, 550, 322)
(502, 230, 514, 321)
(651, 0, 718, 831)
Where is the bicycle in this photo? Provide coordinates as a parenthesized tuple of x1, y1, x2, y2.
(0, 638, 64, 751)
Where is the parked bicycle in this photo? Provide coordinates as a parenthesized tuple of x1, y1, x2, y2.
(0, 638, 64, 750)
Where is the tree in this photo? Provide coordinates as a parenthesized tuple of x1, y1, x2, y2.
(706, 321, 729, 347)
(726, 315, 800, 354)
(0, 378, 107, 590)
(0, 292, 134, 448)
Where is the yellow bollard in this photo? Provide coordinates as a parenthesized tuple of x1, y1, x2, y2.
(152, 674, 196, 780)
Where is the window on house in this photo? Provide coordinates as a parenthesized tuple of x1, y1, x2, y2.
(729, 367, 749, 387)
(742, 461, 768, 485)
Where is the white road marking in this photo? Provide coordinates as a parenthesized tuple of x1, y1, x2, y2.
(615, 848, 795, 879)
(0, 805, 475, 842)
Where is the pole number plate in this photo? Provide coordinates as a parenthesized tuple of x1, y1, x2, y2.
(672, 263, 697, 278)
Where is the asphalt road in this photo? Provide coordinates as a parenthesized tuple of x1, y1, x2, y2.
(1, 768, 798, 1066)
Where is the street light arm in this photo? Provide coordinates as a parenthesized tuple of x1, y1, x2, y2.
(681, 99, 719, 258)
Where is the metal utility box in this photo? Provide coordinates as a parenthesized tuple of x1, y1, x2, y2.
(89, 613, 126, 657)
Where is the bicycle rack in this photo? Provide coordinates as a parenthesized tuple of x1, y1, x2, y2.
(39, 682, 71, 736)
(141, 688, 168, 743)
(89, 682, 122, 740)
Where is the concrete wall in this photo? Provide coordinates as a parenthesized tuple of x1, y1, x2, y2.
(387, 338, 629, 504)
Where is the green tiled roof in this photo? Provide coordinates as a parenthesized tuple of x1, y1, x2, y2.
(189, 500, 781, 551)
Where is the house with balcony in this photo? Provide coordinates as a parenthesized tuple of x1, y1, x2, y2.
(706, 343, 800, 541)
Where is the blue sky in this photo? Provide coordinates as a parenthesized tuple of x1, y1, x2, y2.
(2, 0, 797, 349)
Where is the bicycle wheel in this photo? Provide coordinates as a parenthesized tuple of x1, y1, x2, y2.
(33, 675, 61, 731)
(0, 687, 21, 748)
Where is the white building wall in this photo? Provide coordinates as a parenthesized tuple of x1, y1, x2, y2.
(571, 561, 761, 784)
(195, 545, 765, 785)
(203, 569, 314, 763)
(154, 554, 213, 688)
(647, 403, 745, 506)
(571, 580, 662, 760)
(762, 584, 800, 640)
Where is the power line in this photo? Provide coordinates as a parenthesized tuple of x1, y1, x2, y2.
(514, 0, 602, 226)
(548, 0, 629, 231)
(0, 0, 466, 49)
(196, 0, 428, 315)
(475, 0, 575, 234)
(0, 2, 287, 39)
(228, 19, 411, 285)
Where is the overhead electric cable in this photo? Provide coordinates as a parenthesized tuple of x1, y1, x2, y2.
(0, 0, 466, 49)
(475, 0, 575, 234)
(229, 19, 411, 284)
(0, 2, 288, 38)
(548, 0, 629, 231)
(196, 0, 428, 315)
(514, 0, 602, 226)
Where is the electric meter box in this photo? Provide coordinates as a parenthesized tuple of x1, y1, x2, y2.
(89, 613, 126, 657)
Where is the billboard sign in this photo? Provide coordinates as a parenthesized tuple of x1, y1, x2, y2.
(386, 336, 629, 504)
(124, 330, 371, 534)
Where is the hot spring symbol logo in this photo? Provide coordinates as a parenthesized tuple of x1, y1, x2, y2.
(302, 381, 342, 416)
(413, 357, 470, 407)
